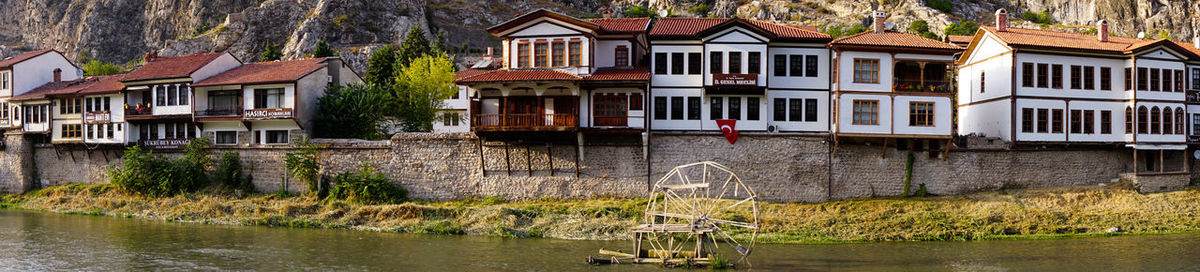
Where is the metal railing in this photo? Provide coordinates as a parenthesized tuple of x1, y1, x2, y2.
(199, 105, 243, 117)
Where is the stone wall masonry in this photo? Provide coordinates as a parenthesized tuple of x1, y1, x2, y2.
(0, 132, 1193, 202)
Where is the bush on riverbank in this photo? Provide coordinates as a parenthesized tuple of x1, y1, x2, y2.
(214, 151, 253, 192)
(108, 139, 212, 197)
(325, 163, 407, 205)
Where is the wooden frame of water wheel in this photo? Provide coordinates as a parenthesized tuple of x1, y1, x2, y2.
(592, 161, 759, 267)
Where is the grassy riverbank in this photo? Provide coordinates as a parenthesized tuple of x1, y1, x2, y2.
(3, 182, 1200, 243)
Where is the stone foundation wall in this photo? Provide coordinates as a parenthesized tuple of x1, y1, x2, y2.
(0, 132, 1192, 202)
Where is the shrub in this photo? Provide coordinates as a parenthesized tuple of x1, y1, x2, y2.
(925, 0, 952, 13)
(909, 20, 930, 34)
(214, 151, 252, 192)
(623, 6, 654, 18)
(82, 60, 123, 76)
(109, 139, 211, 197)
(687, 4, 710, 17)
(943, 20, 979, 37)
(1020, 10, 1055, 25)
(260, 40, 282, 61)
(312, 38, 336, 58)
(326, 163, 407, 205)
(284, 138, 320, 195)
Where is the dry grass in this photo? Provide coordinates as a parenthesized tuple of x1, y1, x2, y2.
(6, 183, 1200, 244)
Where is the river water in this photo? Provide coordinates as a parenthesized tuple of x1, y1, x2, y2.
(2, 209, 1199, 271)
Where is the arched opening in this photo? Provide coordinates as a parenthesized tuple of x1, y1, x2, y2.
(1177, 107, 1186, 134)
(1125, 106, 1133, 134)
(1138, 106, 1148, 134)
(1163, 107, 1173, 134)
(1150, 107, 1160, 134)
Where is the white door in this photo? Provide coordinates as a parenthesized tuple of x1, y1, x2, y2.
(544, 98, 555, 125)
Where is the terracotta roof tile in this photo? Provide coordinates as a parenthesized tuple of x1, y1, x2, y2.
(121, 52, 226, 82)
(747, 20, 830, 40)
(649, 18, 828, 41)
(12, 75, 124, 100)
(192, 58, 326, 87)
(584, 18, 651, 33)
(455, 68, 495, 80)
(455, 69, 581, 83)
(75, 75, 126, 95)
(831, 31, 962, 51)
(584, 67, 650, 81)
(947, 35, 973, 45)
(1172, 40, 1200, 58)
(982, 26, 1147, 53)
(0, 49, 56, 69)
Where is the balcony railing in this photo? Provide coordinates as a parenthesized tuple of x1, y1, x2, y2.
(198, 105, 243, 117)
(893, 80, 951, 93)
(472, 113, 578, 130)
(126, 104, 152, 116)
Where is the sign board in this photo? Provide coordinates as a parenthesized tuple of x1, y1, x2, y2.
(84, 111, 111, 124)
(141, 139, 191, 149)
(244, 108, 293, 120)
(712, 74, 758, 86)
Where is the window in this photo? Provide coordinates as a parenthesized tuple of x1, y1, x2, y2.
(728, 52, 742, 74)
(1100, 110, 1112, 134)
(773, 99, 786, 121)
(1150, 68, 1159, 91)
(1051, 64, 1063, 89)
(1138, 106, 1148, 134)
(60, 124, 81, 138)
(0, 72, 7, 89)
(1070, 65, 1081, 89)
(1176, 109, 1185, 134)
(1126, 107, 1134, 134)
(1083, 110, 1094, 134)
(1163, 108, 1173, 134)
(710, 52, 723, 74)
(629, 93, 643, 111)
(805, 99, 817, 122)
(909, 102, 934, 127)
(747, 52, 760, 74)
(773, 55, 786, 77)
(1037, 108, 1049, 133)
(156, 86, 166, 106)
(1100, 67, 1112, 90)
(1195, 114, 1200, 135)
(1137, 68, 1148, 90)
(1126, 68, 1133, 91)
(1052, 109, 1063, 133)
(1022, 63, 1034, 87)
(1022, 108, 1034, 132)
(265, 130, 289, 144)
(1163, 69, 1173, 92)
(1036, 63, 1049, 88)
(178, 84, 189, 105)
(746, 97, 759, 121)
(518, 42, 530, 68)
(253, 88, 285, 109)
(710, 97, 723, 120)
(687, 97, 701, 120)
(568, 41, 581, 66)
(1175, 70, 1184, 92)
(852, 100, 879, 125)
(1075, 109, 1084, 133)
(654, 97, 666, 120)
(654, 53, 667, 74)
(671, 52, 684, 74)
(788, 99, 801, 122)
(59, 98, 81, 114)
(789, 55, 803, 77)
(1083, 66, 1095, 90)
(613, 45, 627, 67)
(980, 72, 985, 93)
(1150, 107, 1160, 134)
(805, 55, 818, 77)
(687, 53, 702, 75)
(534, 42, 548, 67)
(215, 131, 237, 145)
(728, 97, 741, 120)
(1193, 68, 1200, 90)
(670, 97, 683, 120)
(552, 41, 565, 67)
(853, 59, 879, 83)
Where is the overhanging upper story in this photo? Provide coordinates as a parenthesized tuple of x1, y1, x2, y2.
(489, 9, 650, 75)
(120, 51, 242, 120)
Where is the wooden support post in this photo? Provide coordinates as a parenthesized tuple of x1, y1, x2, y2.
(504, 141, 512, 176)
(477, 137, 486, 177)
(832, 135, 840, 157)
(942, 139, 951, 161)
(526, 144, 533, 177)
(881, 138, 889, 158)
(547, 143, 554, 176)
(1133, 149, 1139, 174)
(1160, 149, 1165, 173)
(575, 142, 581, 178)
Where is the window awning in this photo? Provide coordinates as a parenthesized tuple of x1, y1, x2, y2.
(1125, 144, 1187, 150)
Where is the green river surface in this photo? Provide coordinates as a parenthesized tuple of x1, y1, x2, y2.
(2, 209, 1200, 271)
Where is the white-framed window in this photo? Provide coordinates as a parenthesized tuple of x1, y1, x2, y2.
(0, 71, 8, 90)
(253, 88, 285, 109)
(265, 130, 289, 144)
(215, 131, 238, 145)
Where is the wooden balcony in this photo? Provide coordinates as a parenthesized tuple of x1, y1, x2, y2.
(472, 113, 578, 131)
(1187, 90, 1200, 103)
(893, 79, 951, 94)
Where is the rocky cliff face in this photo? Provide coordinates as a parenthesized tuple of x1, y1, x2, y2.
(0, 0, 1196, 74)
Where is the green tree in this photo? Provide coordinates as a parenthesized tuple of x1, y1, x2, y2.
(909, 20, 930, 35)
(314, 83, 390, 139)
(1157, 30, 1171, 40)
(624, 6, 654, 18)
(260, 41, 282, 61)
(285, 138, 321, 195)
(82, 60, 123, 76)
(925, 0, 953, 13)
(1020, 11, 1055, 25)
(312, 38, 336, 58)
(394, 26, 434, 75)
(364, 45, 398, 87)
(688, 4, 710, 17)
(943, 21, 979, 37)
(392, 53, 457, 132)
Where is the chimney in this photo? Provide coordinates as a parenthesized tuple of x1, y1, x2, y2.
(1194, 36, 1200, 50)
(52, 68, 61, 83)
(872, 10, 887, 33)
(144, 50, 158, 62)
(995, 9, 1008, 32)
(484, 47, 494, 61)
(1097, 20, 1109, 42)
(601, 7, 613, 19)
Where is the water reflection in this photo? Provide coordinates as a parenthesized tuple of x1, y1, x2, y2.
(1, 210, 1199, 271)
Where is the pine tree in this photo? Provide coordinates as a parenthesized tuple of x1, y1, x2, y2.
(364, 45, 397, 87)
(312, 38, 336, 58)
(260, 41, 282, 62)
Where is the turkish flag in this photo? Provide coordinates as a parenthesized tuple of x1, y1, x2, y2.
(716, 119, 738, 144)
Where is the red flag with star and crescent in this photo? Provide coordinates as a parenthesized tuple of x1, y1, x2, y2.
(716, 119, 738, 144)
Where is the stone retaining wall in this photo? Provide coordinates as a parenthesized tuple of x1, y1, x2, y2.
(0, 133, 1191, 203)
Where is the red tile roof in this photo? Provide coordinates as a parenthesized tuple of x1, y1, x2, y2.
(649, 18, 829, 41)
(0, 49, 56, 69)
(192, 58, 326, 87)
(830, 31, 962, 51)
(488, 9, 601, 36)
(947, 35, 973, 45)
(982, 26, 1161, 54)
(585, 67, 650, 81)
(12, 75, 125, 101)
(584, 18, 651, 33)
(121, 52, 227, 82)
(455, 69, 581, 83)
(454, 68, 495, 81)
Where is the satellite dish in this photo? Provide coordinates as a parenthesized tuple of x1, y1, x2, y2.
(885, 22, 895, 30)
(1193, 150, 1200, 159)
(1137, 32, 1146, 39)
(657, 9, 668, 18)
